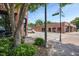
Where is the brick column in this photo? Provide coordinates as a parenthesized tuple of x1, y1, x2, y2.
(55, 27, 58, 33)
(69, 26, 70, 32)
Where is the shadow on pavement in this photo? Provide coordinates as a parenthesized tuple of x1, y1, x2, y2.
(51, 41, 79, 56)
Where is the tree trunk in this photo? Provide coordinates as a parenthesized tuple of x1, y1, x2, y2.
(4, 3, 28, 46)
(8, 4, 21, 47)
(14, 29, 21, 46)
(14, 4, 28, 44)
(9, 4, 16, 36)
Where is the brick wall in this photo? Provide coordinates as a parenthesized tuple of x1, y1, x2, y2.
(33, 22, 77, 33)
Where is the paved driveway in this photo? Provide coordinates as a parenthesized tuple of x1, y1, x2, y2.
(28, 32, 79, 45)
(27, 32, 79, 56)
(28, 32, 60, 41)
(61, 32, 79, 46)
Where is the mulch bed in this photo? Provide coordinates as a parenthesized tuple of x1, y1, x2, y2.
(36, 44, 52, 56)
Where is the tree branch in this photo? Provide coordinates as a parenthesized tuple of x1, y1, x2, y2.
(14, 3, 28, 36)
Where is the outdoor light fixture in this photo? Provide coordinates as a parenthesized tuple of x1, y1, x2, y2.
(44, 3, 47, 48)
(59, 3, 62, 42)
(52, 3, 62, 42)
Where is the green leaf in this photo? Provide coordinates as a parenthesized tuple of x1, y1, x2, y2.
(15, 4, 22, 9)
(60, 3, 71, 8)
(28, 3, 44, 12)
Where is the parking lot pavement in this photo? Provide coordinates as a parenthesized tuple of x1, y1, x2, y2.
(28, 32, 60, 41)
(28, 32, 79, 45)
(27, 32, 79, 56)
(61, 32, 79, 46)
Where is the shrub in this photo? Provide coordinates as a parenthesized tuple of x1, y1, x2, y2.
(7, 37, 15, 55)
(7, 37, 15, 48)
(13, 44, 37, 56)
(8, 37, 14, 42)
(21, 36, 25, 44)
(34, 38, 45, 46)
(0, 38, 10, 56)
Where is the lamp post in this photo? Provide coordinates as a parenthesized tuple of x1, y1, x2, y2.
(59, 3, 62, 42)
(44, 3, 47, 47)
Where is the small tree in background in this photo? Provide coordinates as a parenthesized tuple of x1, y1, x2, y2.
(71, 17, 79, 29)
(35, 19, 43, 25)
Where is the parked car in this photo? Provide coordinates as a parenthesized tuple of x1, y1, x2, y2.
(0, 26, 12, 37)
(5, 29, 12, 36)
(0, 26, 5, 36)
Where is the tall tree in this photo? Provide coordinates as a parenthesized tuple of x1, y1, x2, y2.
(28, 22, 35, 27)
(71, 17, 79, 29)
(47, 21, 52, 24)
(4, 3, 28, 46)
(4, 3, 43, 46)
(35, 19, 43, 25)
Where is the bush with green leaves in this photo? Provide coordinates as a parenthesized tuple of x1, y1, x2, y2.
(7, 37, 15, 48)
(13, 44, 37, 56)
(34, 38, 45, 46)
(0, 37, 15, 56)
(0, 38, 11, 56)
(7, 37, 15, 55)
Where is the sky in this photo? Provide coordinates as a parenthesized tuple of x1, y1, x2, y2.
(28, 3, 79, 23)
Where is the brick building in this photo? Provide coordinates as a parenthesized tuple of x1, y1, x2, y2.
(33, 22, 77, 33)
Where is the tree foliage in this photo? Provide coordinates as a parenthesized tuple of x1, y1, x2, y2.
(71, 17, 79, 29)
(28, 22, 35, 27)
(4, 3, 43, 46)
(47, 21, 52, 24)
(35, 19, 43, 25)
(60, 3, 71, 8)
(28, 3, 44, 12)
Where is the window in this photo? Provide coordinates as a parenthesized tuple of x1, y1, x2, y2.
(42, 28, 45, 32)
(48, 28, 51, 32)
(52, 28, 56, 32)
